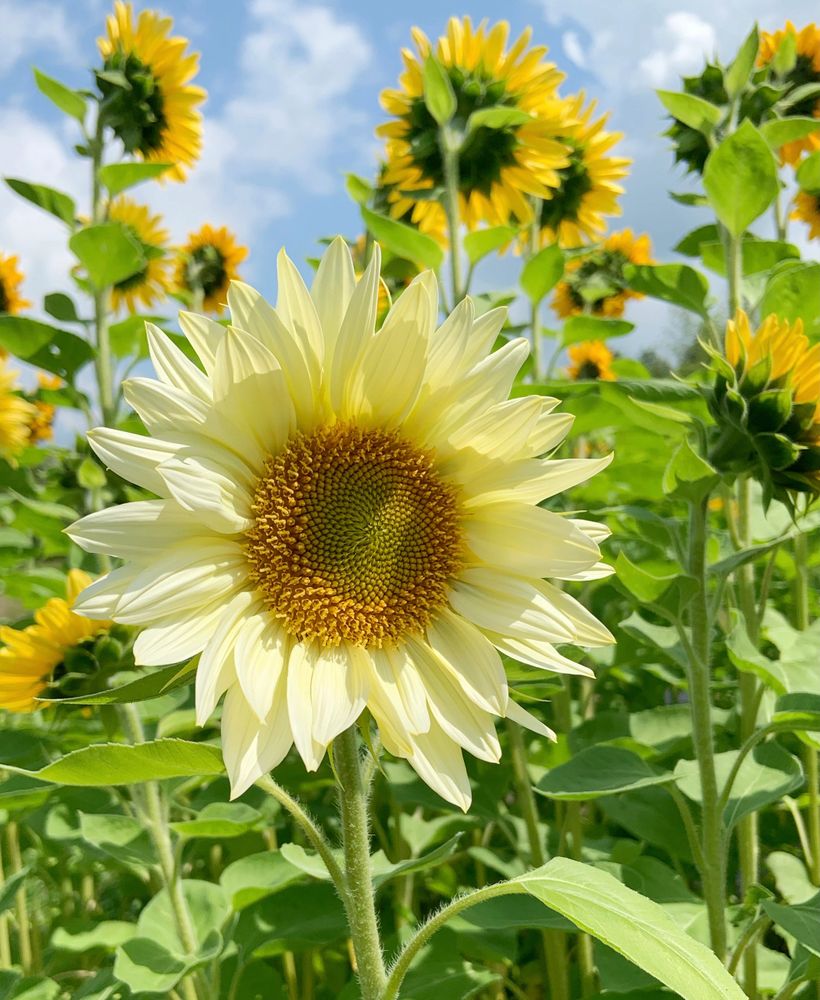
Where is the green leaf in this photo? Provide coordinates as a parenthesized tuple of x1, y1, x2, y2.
(0, 867, 29, 916)
(5, 178, 75, 225)
(2, 739, 224, 786)
(796, 150, 820, 193)
(361, 207, 443, 271)
(422, 56, 456, 126)
(467, 107, 531, 131)
(725, 25, 759, 98)
(345, 172, 373, 205)
(771, 693, 820, 734)
(220, 852, 304, 911)
(33, 68, 86, 121)
(662, 438, 720, 501)
(98, 162, 173, 196)
(562, 316, 633, 345)
(0, 318, 94, 381)
(703, 120, 779, 235)
(51, 660, 197, 705)
(761, 261, 820, 334)
(171, 802, 263, 840)
(700, 239, 799, 276)
(517, 858, 746, 1000)
(709, 539, 783, 580)
(726, 614, 788, 694)
(615, 551, 678, 603)
(51, 921, 136, 953)
(372, 834, 463, 889)
(520, 244, 564, 304)
(761, 117, 820, 150)
(464, 226, 517, 265)
(69, 223, 146, 288)
(763, 892, 820, 958)
(76, 456, 107, 490)
(623, 263, 709, 316)
(656, 90, 722, 133)
(44, 292, 79, 322)
(535, 746, 673, 800)
(236, 883, 347, 955)
(0, 316, 62, 357)
(674, 224, 720, 257)
(114, 938, 189, 994)
(79, 813, 154, 867)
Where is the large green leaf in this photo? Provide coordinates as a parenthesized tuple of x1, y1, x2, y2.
(51, 921, 136, 953)
(703, 120, 779, 235)
(3, 739, 224, 786)
(623, 263, 709, 315)
(69, 223, 147, 288)
(98, 162, 173, 196)
(33, 68, 86, 121)
(763, 892, 820, 958)
(220, 851, 304, 911)
(464, 226, 517, 265)
(361, 207, 443, 271)
(656, 90, 722, 132)
(520, 244, 564, 304)
(760, 262, 820, 334)
(5, 178, 76, 225)
(536, 746, 673, 801)
(516, 859, 745, 1000)
(562, 315, 633, 345)
(52, 660, 196, 705)
(771, 692, 820, 734)
(78, 813, 154, 867)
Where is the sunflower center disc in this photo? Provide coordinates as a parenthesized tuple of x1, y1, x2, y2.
(246, 424, 463, 648)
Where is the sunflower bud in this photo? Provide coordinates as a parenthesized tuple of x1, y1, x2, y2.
(709, 309, 820, 506)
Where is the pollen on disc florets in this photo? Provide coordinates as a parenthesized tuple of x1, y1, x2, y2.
(245, 423, 464, 648)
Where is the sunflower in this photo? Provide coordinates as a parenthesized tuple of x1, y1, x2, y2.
(97, 1, 205, 182)
(552, 229, 654, 319)
(175, 224, 248, 315)
(68, 238, 614, 809)
(531, 93, 630, 249)
(378, 17, 572, 239)
(792, 190, 820, 239)
(0, 571, 110, 712)
(27, 374, 62, 444)
(0, 253, 30, 316)
(108, 196, 171, 313)
(567, 340, 616, 381)
(759, 22, 820, 164)
(711, 310, 820, 501)
(0, 357, 36, 462)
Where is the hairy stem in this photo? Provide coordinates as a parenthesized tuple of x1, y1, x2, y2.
(440, 127, 464, 305)
(90, 111, 115, 427)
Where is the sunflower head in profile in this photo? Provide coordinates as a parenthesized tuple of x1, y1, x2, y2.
(710, 309, 820, 506)
(792, 190, 820, 239)
(532, 93, 630, 249)
(68, 238, 614, 809)
(176, 224, 248, 315)
(108, 196, 171, 313)
(759, 21, 820, 164)
(567, 340, 616, 381)
(378, 16, 571, 239)
(97, 1, 206, 181)
(0, 357, 37, 463)
(0, 571, 111, 712)
(552, 229, 654, 319)
(0, 253, 31, 316)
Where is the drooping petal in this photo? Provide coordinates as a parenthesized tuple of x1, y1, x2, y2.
(196, 590, 258, 724)
(222, 684, 293, 799)
(426, 608, 508, 714)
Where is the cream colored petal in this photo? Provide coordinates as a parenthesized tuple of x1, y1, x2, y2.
(505, 699, 556, 741)
(310, 236, 356, 351)
(527, 411, 575, 456)
(461, 453, 615, 507)
(178, 311, 227, 374)
(424, 296, 474, 393)
(310, 643, 369, 746)
(70, 563, 139, 620)
(406, 637, 501, 762)
(227, 281, 320, 426)
(465, 503, 600, 579)
(157, 455, 252, 534)
(570, 517, 611, 543)
(484, 630, 595, 677)
(286, 642, 326, 771)
(426, 608, 508, 714)
(67, 500, 209, 559)
(329, 244, 381, 411)
(195, 590, 257, 724)
(234, 611, 290, 722)
(538, 582, 615, 647)
(404, 721, 472, 812)
(449, 568, 576, 644)
(133, 593, 237, 666)
(276, 249, 324, 366)
(123, 377, 210, 437)
(146, 323, 211, 401)
(561, 562, 615, 581)
(222, 683, 293, 799)
(87, 427, 181, 495)
(380, 645, 431, 735)
(446, 397, 543, 458)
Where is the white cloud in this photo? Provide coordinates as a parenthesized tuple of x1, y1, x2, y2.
(562, 31, 587, 69)
(638, 12, 717, 87)
(0, 0, 80, 77)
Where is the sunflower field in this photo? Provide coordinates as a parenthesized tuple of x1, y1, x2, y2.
(1, 4, 820, 999)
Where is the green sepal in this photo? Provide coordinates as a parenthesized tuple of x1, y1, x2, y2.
(747, 387, 794, 433)
(755, 432, 802, 470)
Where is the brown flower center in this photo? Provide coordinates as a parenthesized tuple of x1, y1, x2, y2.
(246, 424, 463, 647)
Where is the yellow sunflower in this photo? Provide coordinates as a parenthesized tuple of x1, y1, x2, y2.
(68, 238, 614, 809)
(0, 357, 36, 462)
(0, 253, 31, 315)
(552, 229, 654, 319)
(97, 1, 205, 182)
(759, 22, 820, 164)
(27, 374, 62, 444)
(532, 93, 630, 249)
(108, 196, 172, 313)
(567, 340, 616, 381)
(175, 224, 248, 315)
(378, 17, 572, 239)
(792, 190, 820, 238)
(0, 571, 110, 712)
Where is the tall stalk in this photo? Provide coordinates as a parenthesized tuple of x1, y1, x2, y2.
(686, 495, 727, 961)
(528, 202, 544, 380)
(333, 727, 388, 1000)
(89, 110, 116, 426)
(440, 127, 464, 306)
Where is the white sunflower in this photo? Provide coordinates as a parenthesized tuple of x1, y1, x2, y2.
(68, 239, 614, 809)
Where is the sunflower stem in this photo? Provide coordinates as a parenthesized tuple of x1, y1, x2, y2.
(440, 126, 465, 305)
(506, 720, 569, 1000)
(528, 200, 544, 380)
(5, 822, 32, 973)
(685, 495, 727, 961)
(334, 727, 388, 1000)
(90, 108, 116, 427)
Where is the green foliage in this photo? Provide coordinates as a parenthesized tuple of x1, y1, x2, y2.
(703, 120, 779, 235)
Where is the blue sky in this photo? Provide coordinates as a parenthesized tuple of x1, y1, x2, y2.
(0, 0, 817, 362)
